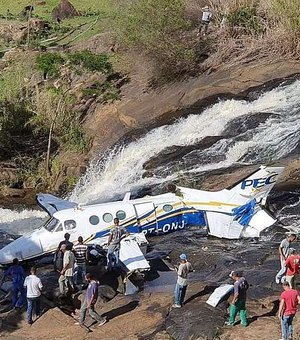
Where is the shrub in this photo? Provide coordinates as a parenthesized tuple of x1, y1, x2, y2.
(0, 100, 33, 159)
(114, 0, 197, 78)
(36, 52, 65, 78)
(68, 50, 113, 74)
(227, 5, 263, 34)
(82, 81, 121, 102)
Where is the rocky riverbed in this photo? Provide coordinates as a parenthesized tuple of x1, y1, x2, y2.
(1, 216, 300, 340)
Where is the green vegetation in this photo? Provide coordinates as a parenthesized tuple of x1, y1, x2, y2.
(36, 52, 65, 77)
(0, 53, 36, 101)
(82, 81, 121, 102)
(0, 100, 32, 159)
(68, 50, 113, 73)
(1, 0, 300, 193)
(115, 0, 197, 77)
(0, 0, 113, 21)
(272, 0, 300, 32)
(227, 5, 263, 34)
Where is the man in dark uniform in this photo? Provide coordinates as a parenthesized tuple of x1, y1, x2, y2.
(54, 233, 73, 272)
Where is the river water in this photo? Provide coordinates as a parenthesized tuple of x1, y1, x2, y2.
(1, 80, 300, 244)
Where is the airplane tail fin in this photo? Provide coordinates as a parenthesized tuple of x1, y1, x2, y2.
(37, 193, 77, 216)
(227, 165, 284, 204)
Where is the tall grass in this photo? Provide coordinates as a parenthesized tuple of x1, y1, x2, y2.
(114, 0, 197, 79)
(206, 0, 300, 68)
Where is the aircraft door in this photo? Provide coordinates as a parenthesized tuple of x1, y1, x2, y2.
(133, 203, 157, 235)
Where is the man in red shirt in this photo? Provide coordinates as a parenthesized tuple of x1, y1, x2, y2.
(285, 249, 300, 288)
(278, 281, 300, 340)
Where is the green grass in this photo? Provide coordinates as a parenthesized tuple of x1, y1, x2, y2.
(0, 52, 37, 101)
(0, 0, 109, 16)
(0, 0, 113, 21)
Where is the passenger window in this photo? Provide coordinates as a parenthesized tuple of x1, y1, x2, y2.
(103, 213, 113, 223)
(65, 220, 76, 230)
(89, 215, 99, 225)
(163, 204, 173, 212)
(55, 223, 63, 232)
(116, 210, 126, 220)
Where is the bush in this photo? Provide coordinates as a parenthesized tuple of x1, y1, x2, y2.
(0, 100, 33, 159)
(82, 81, 120, 102)
(114, 0, 197, 78)
(36, 52, 65, 78)
(227, 5, 263, 34)
(68, 50, 113, 74)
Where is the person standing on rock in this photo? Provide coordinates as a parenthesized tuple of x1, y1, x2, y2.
(284, 248, 300, 289)
(73, 236, 88, 287)
(107, 218, 128, 271)
(278, 234, 297, 271)
(75, 273, 106, 327)
(58, 244, 75, 296)
(2, 258, 26, 309)
(276, 247, 297, 284)
(24, 267, 43, 325)
(172, 254, 194, 308)
(278, 281, 300, 340)
(225, 271, 249, 327)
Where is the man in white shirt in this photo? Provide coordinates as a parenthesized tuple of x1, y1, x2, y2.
(198, 5, 212, 36)
(59, 244, 75, 295)
(24, 267, 43, 325)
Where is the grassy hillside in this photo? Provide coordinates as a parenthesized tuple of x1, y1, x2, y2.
(0, 0, 112, 19)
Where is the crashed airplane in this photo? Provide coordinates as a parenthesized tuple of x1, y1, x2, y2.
(0, 166, 284, 265)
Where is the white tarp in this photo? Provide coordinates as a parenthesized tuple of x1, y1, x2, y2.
(119, 236, 150, 272)
(206, 284, 234, 307)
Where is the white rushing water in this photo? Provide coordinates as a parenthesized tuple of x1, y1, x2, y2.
(70, 80, 300, 204)
(2, 80, 300, 235)
(0, 208, 47, 235)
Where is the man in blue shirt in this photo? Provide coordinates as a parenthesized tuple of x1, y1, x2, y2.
(75, 273, 106, 327)
(3, 258, 26, 309)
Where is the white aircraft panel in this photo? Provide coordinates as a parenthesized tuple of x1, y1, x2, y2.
(119, 236, 150, 272)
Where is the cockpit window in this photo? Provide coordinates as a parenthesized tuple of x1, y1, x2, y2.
(65, 220, 76, 230)
(44, 218, 59, 232)
(55, 223, 63, 232)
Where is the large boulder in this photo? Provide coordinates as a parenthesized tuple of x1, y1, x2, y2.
(52, 0, 81, 21)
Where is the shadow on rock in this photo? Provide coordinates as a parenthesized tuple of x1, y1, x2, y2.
(102, 300, 139, 321)
(248, 299, 279, 325)
(184, 285, 217, 305)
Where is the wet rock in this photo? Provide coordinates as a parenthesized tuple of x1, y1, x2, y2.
(143, 136, 222, 171)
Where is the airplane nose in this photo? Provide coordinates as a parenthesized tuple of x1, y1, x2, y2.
(0, 233, 43, 265)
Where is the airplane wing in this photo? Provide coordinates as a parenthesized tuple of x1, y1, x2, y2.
(36, 193, 77, 216)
